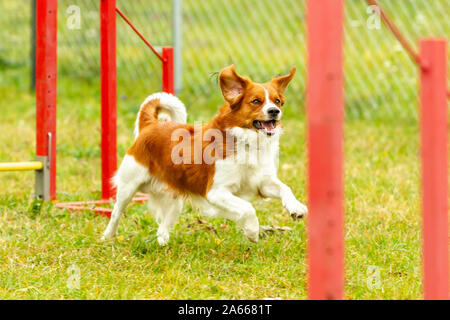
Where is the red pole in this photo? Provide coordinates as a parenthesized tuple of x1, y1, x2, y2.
(100, 0, 117, 200)
(162, 46, 174, 94)
(420, 39, 448, 300)
(36, 0, 57, 200)
(306, 0, 345, 300)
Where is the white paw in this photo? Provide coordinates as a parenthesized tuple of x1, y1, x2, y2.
(101, 230, 116, 241)
(101, 225, 117, 241)
(157, 230, 170, 246)
(286, 200, 308, 220)
(242, 215, 260, 243)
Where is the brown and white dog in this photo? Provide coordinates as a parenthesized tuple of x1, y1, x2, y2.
(101, 65, 307, 245)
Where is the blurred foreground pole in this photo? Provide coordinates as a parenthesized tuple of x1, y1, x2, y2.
(100, 0, 117, 200)
(306, 0, 345, 300)
(420, 39, 448, 300)
(36, 0, 57, 200)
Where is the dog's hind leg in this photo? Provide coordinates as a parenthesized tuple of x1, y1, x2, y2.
(150, 194, 183, 246)
(101, 155, 149, 240)
(101, 182, 138, 240)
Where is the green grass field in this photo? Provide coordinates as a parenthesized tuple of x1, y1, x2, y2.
(0, 0, 449, 299)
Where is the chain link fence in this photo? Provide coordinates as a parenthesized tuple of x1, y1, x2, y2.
(1, 0, 449, 121)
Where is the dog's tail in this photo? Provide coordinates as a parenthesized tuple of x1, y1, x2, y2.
(134, 92, 187, 139)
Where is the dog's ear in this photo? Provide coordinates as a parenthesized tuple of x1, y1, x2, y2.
(219, 65, 250, 107)
(271, 66, 296, 93)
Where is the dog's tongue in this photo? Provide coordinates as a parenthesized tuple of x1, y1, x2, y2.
(261, 121, 275, 132)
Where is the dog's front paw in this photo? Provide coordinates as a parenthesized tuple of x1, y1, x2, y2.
(241, 215, 260, 243)
(286, 200, 308, 220)
(244, 225, 259, 243)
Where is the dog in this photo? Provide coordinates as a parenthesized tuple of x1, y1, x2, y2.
(101, 65, 308, 245)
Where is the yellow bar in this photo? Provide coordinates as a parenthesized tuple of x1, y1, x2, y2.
(0, 161, 43, 172)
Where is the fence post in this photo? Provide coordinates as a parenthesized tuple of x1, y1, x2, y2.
(36, 0, 57, 200)
(162, 46, 175, 94)
(420, 39, 448, 300)
(306, 0, 345, 300)
(100, 0, 117, 200)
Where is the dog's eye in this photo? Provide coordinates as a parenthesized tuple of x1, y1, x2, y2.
(275, 99, 281, 105)
(252, 99, 262, 105)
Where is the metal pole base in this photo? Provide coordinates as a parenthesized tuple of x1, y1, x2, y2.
(35, 155, 50, 201)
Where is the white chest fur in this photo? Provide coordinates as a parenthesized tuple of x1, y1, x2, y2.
(211, 127, 281, 199)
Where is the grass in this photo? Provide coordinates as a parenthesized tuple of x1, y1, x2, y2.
(0, 0, 449, 300)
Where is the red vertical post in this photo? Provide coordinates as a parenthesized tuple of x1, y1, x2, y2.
(420, 39, 448, 300)
(306, 0, 345, 300)
(36, 0, 57, 200)
(162, 46, 174, 94)
(100, 0, 117, 200)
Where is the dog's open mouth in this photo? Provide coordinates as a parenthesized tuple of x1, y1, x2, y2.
(253, 120, 277, 136)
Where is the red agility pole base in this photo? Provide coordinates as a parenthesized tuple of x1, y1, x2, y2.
(55, 193, 148, 217)
(306, 0, 345, 300)
(419, 39, 448, 300)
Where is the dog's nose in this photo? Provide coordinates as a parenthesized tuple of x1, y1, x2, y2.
(267, 107, 280, 117)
